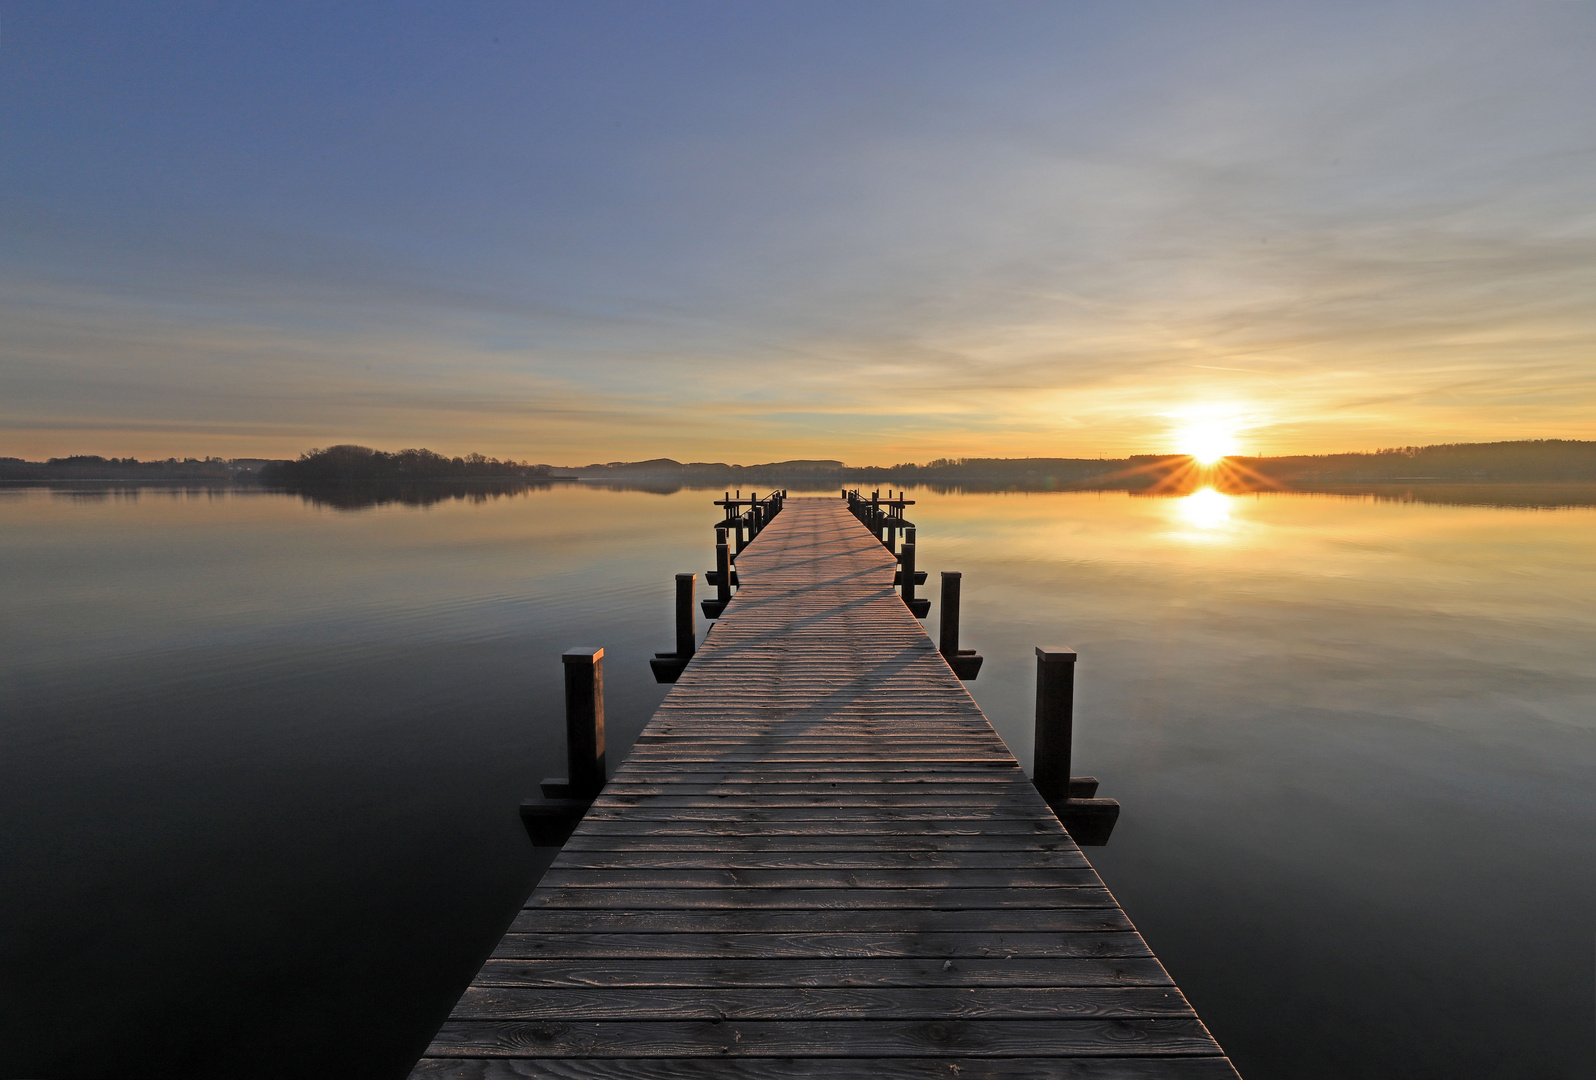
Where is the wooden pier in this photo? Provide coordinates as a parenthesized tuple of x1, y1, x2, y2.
(409, 497, 1237, 1078)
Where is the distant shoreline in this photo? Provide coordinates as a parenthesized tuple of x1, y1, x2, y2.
(4, 439, 1592, 490)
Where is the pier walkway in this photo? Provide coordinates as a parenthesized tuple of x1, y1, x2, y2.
(410, 497, 1237, 1078)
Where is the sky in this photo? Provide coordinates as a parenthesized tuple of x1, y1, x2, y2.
(2, 2, 1594, 464)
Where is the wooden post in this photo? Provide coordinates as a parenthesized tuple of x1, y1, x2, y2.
(703, 527, 732, 618)
(940, 571, 962, 656)
(561, 647, 606, 798)
(717, 527, 731, 602)
(938, 572, 983, 680)
(900, 528, 915, 602)
(675, 573, 696, 657)
(1032, 646, 1076, 805)
(900, 527, 929, 617)
(651, 574, 698, 682)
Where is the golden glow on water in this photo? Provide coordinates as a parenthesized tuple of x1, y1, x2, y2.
(1174, 486, 1233, 531)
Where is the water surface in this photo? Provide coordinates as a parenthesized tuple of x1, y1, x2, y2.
(1, 483, 1592, 1078)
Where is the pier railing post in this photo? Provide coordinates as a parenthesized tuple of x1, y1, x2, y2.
(703, 527, 732, 619)
(522, 646, 608, 845)
(939, 571, 983, 679)
(940, 572, 961, 656)
(1032, 645, 1119, 845)
(561, 647, 606, 798)
(650, 573, 697, 683)
(899, 527, 929, 617)
(675, 573, 696, 658)
(1032, 647, 1076, 804)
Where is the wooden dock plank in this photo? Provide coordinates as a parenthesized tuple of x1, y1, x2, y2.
(424, 1018, 1221, 1057)
(411, 1059, 1241, 1079)
(444, 985, 1197, 1021)
(506, 909, 1139, 935)
(488, 931, 1153, 959)
(467, 957, 1175, 989)
(408, 498, 1235, 1077)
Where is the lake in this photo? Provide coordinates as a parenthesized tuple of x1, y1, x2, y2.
(2, 482, 1592, 1078)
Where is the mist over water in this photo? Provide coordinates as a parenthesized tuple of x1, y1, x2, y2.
(2, 484, 1592, 1078)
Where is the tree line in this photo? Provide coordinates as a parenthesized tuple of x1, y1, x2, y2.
(260, 445, 551, 485)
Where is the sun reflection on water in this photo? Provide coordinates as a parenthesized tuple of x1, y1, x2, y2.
(1175, 486, 1232, 531)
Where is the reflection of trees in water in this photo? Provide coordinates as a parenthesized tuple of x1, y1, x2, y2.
(915, 479, 1596, 509)
(8, 479, 567, 510)
(1263, 483, 1596, 510)
(581, 481, 684, 495)
(282, 480, 560, 510)
(7, 481, 238, 502)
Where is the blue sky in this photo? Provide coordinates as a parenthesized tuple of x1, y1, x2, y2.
(3, 2, 1593, 462)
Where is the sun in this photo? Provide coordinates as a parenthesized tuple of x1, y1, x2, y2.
(1174, 416, 1243, 465)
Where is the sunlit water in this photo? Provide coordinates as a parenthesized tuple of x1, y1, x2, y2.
(2, 484, 1592, 1078)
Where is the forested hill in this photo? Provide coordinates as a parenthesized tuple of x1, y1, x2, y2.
(864, 440, 1596, 488)
(552, 440, 1596, 489)
(261, 445, 550, 484)
(1233, 440, 1596, 483)
(6, 440, 1591, 489)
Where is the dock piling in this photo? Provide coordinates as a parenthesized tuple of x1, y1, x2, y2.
(556, 647, 606, 798)
(899, 527, 930, 618)
(648, 574, 697, 683)
(1033, 645, 1119, 845)
(674, 574, 695, 657)
(703, 527, 732, 618)
(939, 571, 983, 680)
(1032, 646, 1077, 803)
(520, 646, 608, 845)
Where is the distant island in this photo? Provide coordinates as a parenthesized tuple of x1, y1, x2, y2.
(4, 440, 1593, 495)
(259, 445, 553, 484)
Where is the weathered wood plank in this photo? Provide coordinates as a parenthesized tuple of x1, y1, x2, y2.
(490, 931, 1151, 960)
(424, 1018, 1221, 1058)
(410, 1059, 1242, 1080)
(446, 985, 1196, 1020)
(507, 909, 1137, 934)
(557, 836, 1079, 852)
(469, 957, 1174, 988)
(549, 850, 1091, 868)
(536, 867, 1104, 889)
(525, 887, 1120, 910)
(579, 807, 1066, 822)
(569, 818, 1065, 835)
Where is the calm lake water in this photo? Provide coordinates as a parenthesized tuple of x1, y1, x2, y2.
(2, 483, 1593, 1079)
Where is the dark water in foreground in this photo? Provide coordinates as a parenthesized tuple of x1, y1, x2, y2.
(2, 484, 1592, 1078)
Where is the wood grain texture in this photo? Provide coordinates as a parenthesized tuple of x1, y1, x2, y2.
(468, 957, 1175, 989)
(425, 1018, 1221, 1057)
(447, 985, 1197, 1021)
(407, 499, 1233, 1078)
(410, 1058, 1242, 1079)
(489, 931, 1152, 960)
